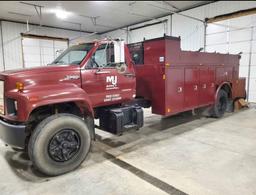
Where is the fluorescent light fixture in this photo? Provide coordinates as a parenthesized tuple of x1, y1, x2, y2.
(45, 8, 72, 20)
(95, 1, 106, 3)
(55, 9, 70, 19)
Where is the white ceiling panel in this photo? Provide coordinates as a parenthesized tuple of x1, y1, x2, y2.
(0, 1, 213, 33)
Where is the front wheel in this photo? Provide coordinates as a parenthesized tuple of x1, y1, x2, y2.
(212, 89, 228, 118)
(28, 113, 91, 176)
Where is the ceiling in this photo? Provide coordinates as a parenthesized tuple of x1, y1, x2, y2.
(0, 1, 214, 34)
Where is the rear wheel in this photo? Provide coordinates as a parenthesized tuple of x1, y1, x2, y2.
(28, 113, 91, 176)
(212, 89, 228, 118)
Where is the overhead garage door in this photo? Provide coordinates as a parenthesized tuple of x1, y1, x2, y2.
(206, 13, 256, 102)
(22, 35, 68, 68)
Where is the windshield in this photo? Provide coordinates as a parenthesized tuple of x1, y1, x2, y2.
(51, 43, 93, 65)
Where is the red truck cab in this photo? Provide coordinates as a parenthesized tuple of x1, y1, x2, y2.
(0, 36, 246, 176)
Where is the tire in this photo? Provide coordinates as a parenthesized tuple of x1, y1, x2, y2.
(212, 89, 228, 118)
(28, 113, 91, 176)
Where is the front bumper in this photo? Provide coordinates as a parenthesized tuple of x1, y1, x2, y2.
(0, 119, 26, 148)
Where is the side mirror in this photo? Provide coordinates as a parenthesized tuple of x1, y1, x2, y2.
(114, 40, 125, 63)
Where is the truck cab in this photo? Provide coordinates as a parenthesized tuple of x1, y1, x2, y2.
(0, 38, 143, 176)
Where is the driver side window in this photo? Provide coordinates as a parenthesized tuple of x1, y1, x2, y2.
(88, 43, 115, 68)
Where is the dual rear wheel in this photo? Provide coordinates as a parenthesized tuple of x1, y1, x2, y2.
(212, 89, 229, 118)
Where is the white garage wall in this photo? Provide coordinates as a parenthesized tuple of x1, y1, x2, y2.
(103, 29, 128, 42)
(172, 15, 204, 51)
(0, 21, 99, 71)
(128, 21, 167, 43)
(101, 1, 256, 49)
(206, 14, 256, 102)
(101, 15, 171, 44)
(127, 15, 171, 43)
(22, 37, 69, 68)
(0, 22, 3, 70)
(172, 1, 256, 51)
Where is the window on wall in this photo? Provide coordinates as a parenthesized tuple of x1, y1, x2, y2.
(21, 35, 68, 68)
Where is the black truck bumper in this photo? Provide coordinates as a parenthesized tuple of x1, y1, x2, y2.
(0, 119, 26, 149)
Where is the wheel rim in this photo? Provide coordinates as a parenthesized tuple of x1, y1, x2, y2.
(48, 129, 81, 162)
(218, 96, 227, 113)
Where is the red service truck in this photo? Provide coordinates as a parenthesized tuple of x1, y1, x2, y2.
(0, 35, 246, 175)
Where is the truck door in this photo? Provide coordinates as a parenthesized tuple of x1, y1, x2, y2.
(81, 43, 136, 107)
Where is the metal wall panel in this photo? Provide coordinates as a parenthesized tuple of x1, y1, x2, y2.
(0, 21, 99, 70)
(0, 22, 3, 71)
(22, 37, 40, 68)
(101, 15, 171, 44)
(22, 37, 68, 68)
(205, 44, 229, 54)
(128, 22, 166, 44)
(127, 15, 171, 44)
(101, 29, 128, 43)
(181, 1, 256, 20)
(206, 32, 227, 45)
(206, 14, 256, 102)
(228, 42, 250, 54)
(172, 15, 205, 51)
(2, 21, 25, 70)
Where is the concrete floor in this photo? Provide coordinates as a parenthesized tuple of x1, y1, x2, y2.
(0, 105, 255, 195)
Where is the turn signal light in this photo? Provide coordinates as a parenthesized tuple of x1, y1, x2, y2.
(16, 82, 24, 91)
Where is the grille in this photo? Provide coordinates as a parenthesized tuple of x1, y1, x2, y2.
(0, 81, 4, 115)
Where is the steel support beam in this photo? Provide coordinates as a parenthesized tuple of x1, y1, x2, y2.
(0, 21, 5, 70)
(247, 26, 254, 102)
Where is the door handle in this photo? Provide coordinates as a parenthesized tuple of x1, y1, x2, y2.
(95, 70, 110, 74)
(177, 87, 183, 93)
(123, 73, 135, 77)
(194, 85, 198, 91)
(202, 84, 207, 89)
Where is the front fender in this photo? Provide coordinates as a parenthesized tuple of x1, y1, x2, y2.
(6, 83, 94, 122)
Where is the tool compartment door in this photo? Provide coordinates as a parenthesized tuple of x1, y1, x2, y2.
(184, 68, 199, 109)
(199, 67, 215, 106)
(165, 68, 184, 115)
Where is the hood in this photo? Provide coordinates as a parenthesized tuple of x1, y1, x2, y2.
(0, 65, 81, 92)
(0, 65, 79, 77)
